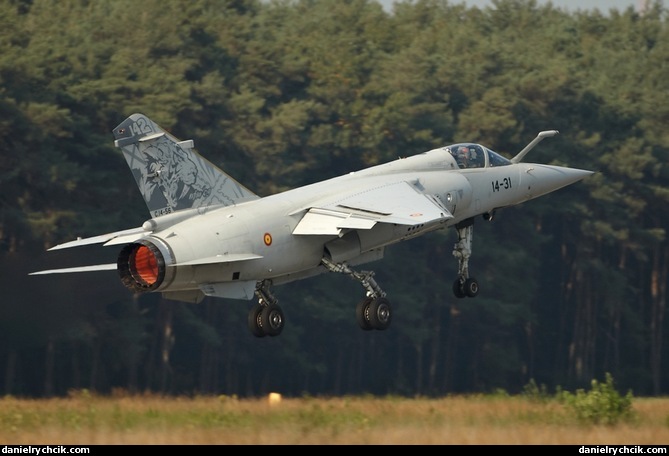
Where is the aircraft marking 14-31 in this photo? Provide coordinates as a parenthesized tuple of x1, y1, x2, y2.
(491, 178, 513, 192)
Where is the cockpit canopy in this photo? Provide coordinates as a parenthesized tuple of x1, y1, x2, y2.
(446, 143, 512, 169)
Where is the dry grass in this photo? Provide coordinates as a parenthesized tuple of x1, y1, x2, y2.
(0, 392, 668, 444)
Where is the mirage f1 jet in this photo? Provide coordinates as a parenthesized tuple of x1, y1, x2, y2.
(31, 113, 593, 337)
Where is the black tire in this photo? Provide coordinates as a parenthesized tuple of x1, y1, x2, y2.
(464, 278, 479, 298)
(453, 279, 466, 299)
(260, 303, 285, 337)
(248, 303, 265, 338)
(368, 297, 392, 331)
(356, 297, 373, 331)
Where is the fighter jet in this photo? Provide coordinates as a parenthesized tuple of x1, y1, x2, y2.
(31, 113, 593, 337)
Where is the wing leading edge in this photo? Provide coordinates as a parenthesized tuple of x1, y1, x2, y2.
(28, 227, 149, 275)
(29, 263, 118, 275)
(46, 226, 148, 251)
(293, 181, 452, 236)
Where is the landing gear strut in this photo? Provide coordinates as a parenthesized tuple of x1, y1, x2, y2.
(248, 279, 285, 337)
(321, 257, 392, 331)
(452, 219, 479, 299)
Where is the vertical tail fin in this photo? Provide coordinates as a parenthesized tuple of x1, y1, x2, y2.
(112, 113, 259, 218)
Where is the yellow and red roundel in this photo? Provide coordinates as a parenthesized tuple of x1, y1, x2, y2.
(264, 233, 272, 246)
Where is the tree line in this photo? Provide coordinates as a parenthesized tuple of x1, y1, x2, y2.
(0, 0, 668, 397)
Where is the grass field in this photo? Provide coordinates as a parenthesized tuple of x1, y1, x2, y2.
(0, 392, 668, 444)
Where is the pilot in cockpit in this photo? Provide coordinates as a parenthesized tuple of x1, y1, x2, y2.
(456, 146, 470, 168)
(467, 146, 483, 168)
(452, 145, 484, 169)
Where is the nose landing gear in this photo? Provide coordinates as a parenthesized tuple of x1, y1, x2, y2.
(452, 219, 479, 299)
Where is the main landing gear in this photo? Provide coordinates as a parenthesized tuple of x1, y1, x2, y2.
(248, 280, 285, 338)
(452, 219, 480, 299)
(248, 219, 479, 336)
(247, 256, 392, 337)
(321, 257, 392, 331)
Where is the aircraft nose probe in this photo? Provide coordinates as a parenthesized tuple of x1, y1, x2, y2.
(511, 130, 559, 164)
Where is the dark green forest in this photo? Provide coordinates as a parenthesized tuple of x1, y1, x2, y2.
(1, 0, 668, 398)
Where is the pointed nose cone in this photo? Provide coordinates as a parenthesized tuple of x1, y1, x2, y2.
(520, 164, 594, 200)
